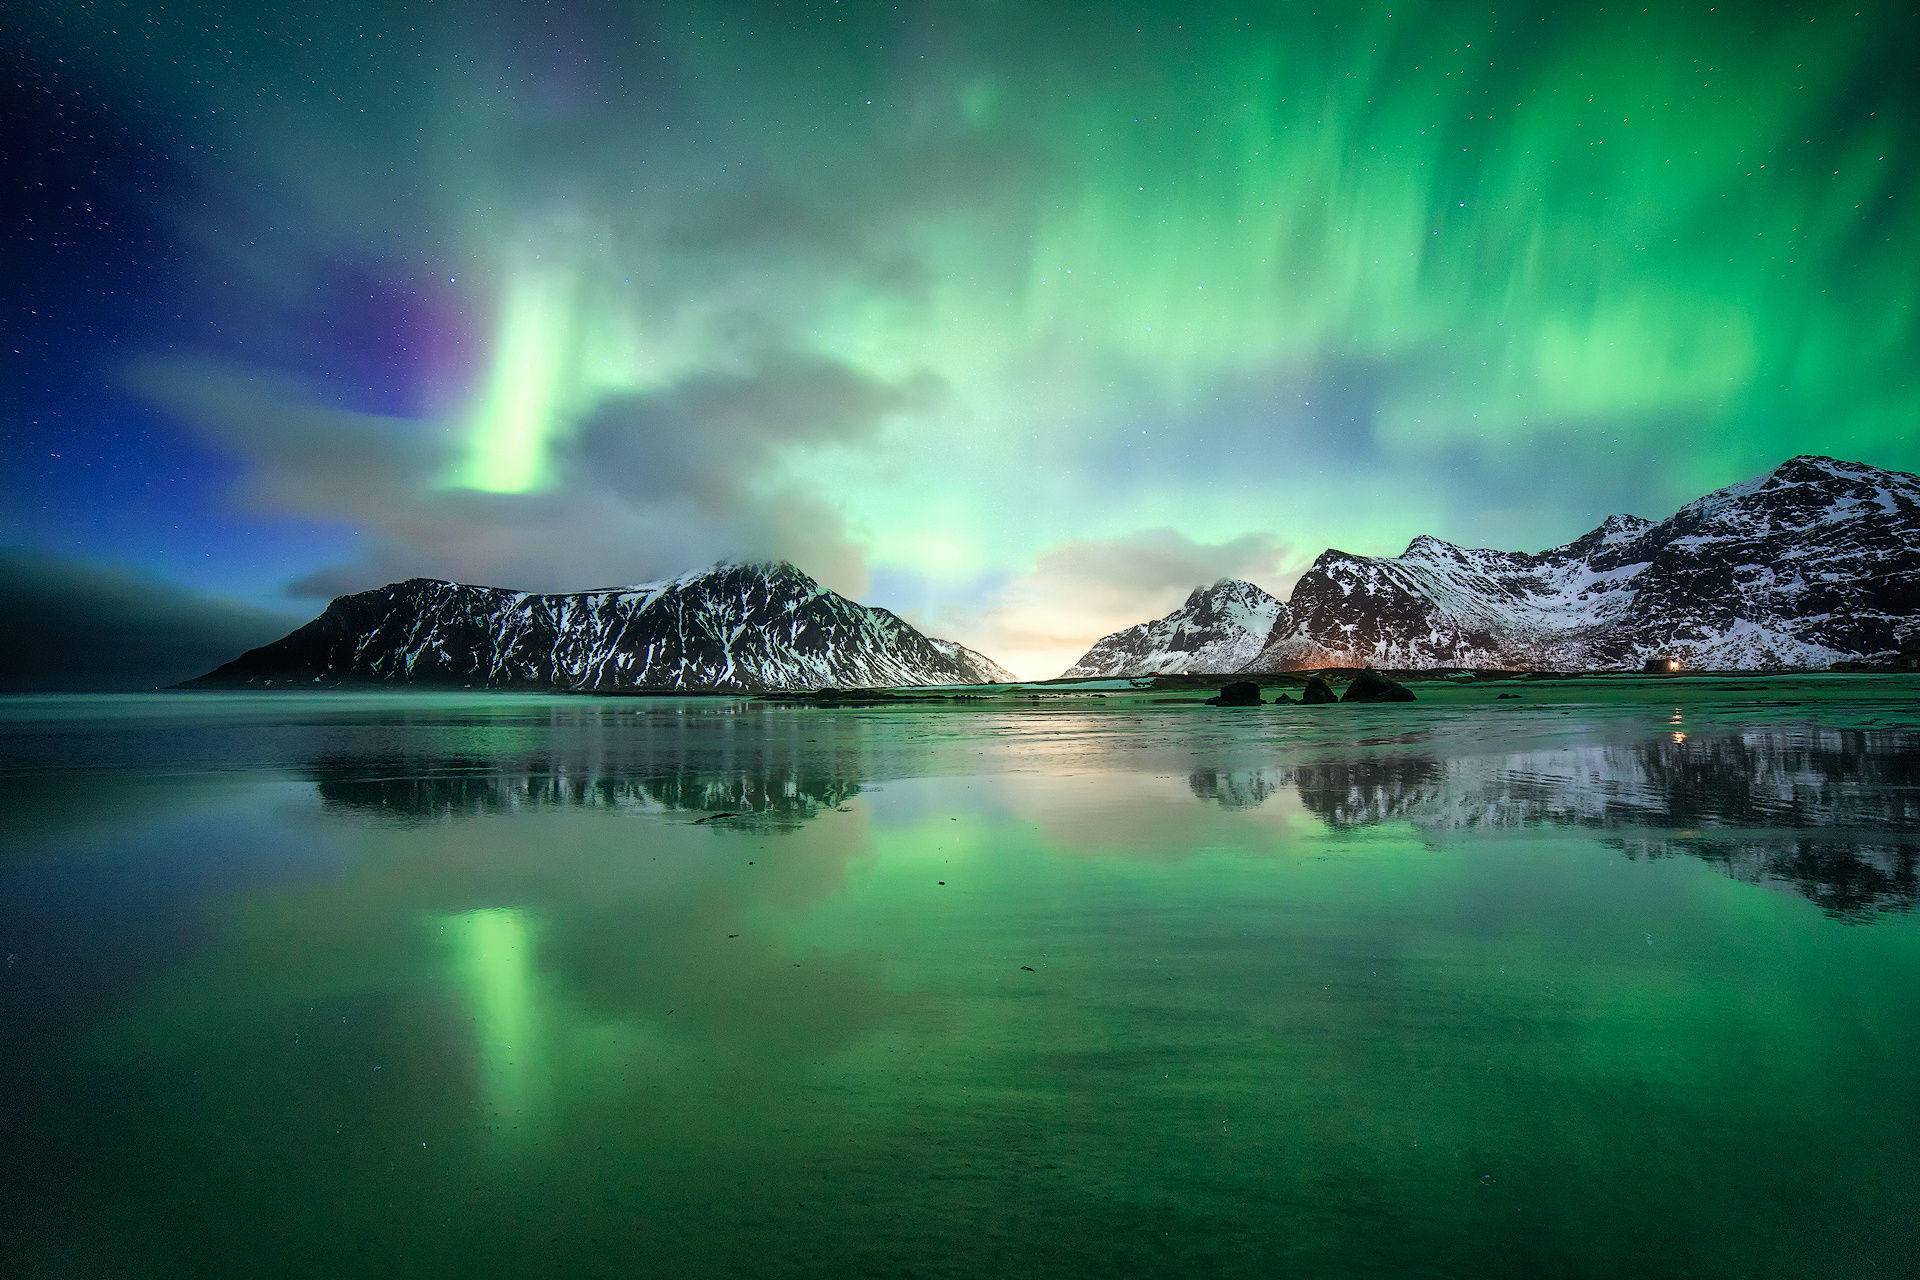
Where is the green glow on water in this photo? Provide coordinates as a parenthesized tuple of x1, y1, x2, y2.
(443, 908, 545, 1130)
(4, 683, 1918, 1276)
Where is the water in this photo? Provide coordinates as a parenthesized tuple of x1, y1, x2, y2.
(3, 678, 1917, 1278)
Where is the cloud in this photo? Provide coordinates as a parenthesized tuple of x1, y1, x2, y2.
(124, 361, 447, 521)
(930, 528, 1312, 681)
(131, 353, 938, 600)
(566, 354, 940, 509)
(0, 550, 302, 690)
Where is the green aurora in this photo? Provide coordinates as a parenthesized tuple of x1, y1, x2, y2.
(9, 0, 1920, 675)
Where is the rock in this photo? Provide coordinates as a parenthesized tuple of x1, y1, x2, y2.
(1300, 675, 1338, 704)
(1341, 669, 1417, 702)
(1205, 679, 1263, 706)
(1496, 692, 1520, 699)
(1270, 693, 1297, 704)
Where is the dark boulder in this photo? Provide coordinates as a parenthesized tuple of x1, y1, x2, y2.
(1269, 693, 1297, 704)
(1496, 692, 1520, 699)
(1341, 669, 1417, 703)
(1205, 680, 1263, 707)
(1300, 675, 1338, 704)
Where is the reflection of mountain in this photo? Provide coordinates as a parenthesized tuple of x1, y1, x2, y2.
(1235, 730, 1918, 919)
(313, 756, 860, 826)
(1283, 757, 1450, 828)
(1186, 768, 1282, 809)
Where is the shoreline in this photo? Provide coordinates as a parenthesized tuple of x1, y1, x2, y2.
(9, 666, 1914, 700)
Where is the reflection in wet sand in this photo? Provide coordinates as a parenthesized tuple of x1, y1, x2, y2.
(7, 687, 1920, 1278)
(287, 712, 1920, 918)
(1190, 728, 1919, 918)
(444, 908, 545, 1131)
(315, 756, 859, 826)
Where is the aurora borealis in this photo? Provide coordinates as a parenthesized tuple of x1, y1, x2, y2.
(6, 0, 1920, 680)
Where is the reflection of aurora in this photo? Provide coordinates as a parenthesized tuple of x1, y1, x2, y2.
(1186, 728, 1920, 919)
(15, 691, 1920, 1279)
(443, 908, 546, 1130)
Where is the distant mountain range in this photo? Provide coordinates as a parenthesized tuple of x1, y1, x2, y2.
(1064, 455, 1920, 675)
(187, 561, 1013, 691)
(187, 455, 1916, 690)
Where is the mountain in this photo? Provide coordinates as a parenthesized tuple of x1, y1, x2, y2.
(1243, 455, 1920, 671)
(1061, 579, 1289, 678)
(186, 561, 1016, 691)
(926, 637, 1016, 682)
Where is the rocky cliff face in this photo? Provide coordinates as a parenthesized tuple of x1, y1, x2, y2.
(187, 561, 1015, 691)
(1061, 579, 1290, 678)
(1243, 456, 1920, 671)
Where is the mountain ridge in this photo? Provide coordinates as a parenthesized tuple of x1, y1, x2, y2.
(1071, 455, 1920, 675)
(187, 560, 1016, 691)
(186, 456, 1920, 688)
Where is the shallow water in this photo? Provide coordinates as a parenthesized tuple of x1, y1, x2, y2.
(3, 678, 1917, 1278)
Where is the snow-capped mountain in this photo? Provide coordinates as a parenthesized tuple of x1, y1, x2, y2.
(1244, 455, 1920, 671)
(1061, 579, 1289, 678)
(187, 561, 1015, 691)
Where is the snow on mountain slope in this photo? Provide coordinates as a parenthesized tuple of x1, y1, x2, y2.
(187, 561, 1013, 691)
(927, 638, 1019, 684)
(1243, 455, 1920, 671)
(1061, 579, 1290, 677)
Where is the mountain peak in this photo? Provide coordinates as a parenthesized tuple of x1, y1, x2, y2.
(1765, 454, 1912, 489)
(1678, 454, 1919, 525)
(699, 557, 806, 577)
(616, 559, 823, 595)
(1777, 453, 1852, 474)
(364, 576, 521, 599)
(1402, 534, 1460, 558)
(1185, 577, 1263, 607)
(1064, 579, 1288, 679)
(1590, 513, 1655, 545)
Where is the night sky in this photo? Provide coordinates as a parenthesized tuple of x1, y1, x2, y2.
(5, 0, 1919, 683)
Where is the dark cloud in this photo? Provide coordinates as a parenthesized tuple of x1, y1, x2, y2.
(124, 360, 449, 518)
(132, 352, 937, 600)
(566, 354, 941, 508)
(0, 550, 301, 691)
